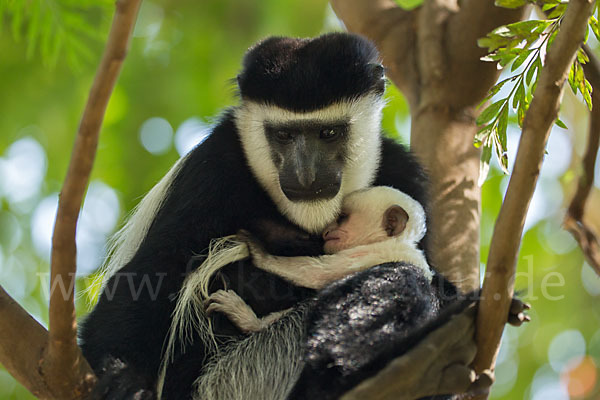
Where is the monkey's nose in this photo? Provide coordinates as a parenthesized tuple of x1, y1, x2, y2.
(322, 230, 330, 240)
(296, 168, 316, 188)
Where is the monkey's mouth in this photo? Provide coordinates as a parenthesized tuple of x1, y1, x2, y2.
(323, 234, 341, 244)
(281, 183, 340, 202)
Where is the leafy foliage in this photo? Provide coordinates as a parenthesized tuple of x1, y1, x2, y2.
(394, 0, 423, 10)
(476, 0, 598, 184)
(0, 0, 110, 69)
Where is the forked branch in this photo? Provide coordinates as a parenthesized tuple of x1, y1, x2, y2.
(0, 0, 142, 398)
(564, 44, 600, 276)
(473, 0, 595, 383)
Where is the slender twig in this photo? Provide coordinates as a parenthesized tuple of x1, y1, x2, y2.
(564, 44, 600, 276)
(473, 0, 594, 386)
(0, 1, 142, 398)
(45, 0, 142, 396)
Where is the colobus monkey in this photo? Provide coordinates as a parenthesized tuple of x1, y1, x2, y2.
(80, 33, 458, 400)
(204, 186, 432, 333)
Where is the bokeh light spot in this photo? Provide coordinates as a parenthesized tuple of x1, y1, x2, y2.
(139, 117, 173, 155)
(548, 330, 586, 373)
(561, 356, 597, 398)
(175, 117, 211, 156)
(0, 136, 47, 204)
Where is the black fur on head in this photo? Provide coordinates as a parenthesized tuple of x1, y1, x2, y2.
(237, 33, 385, 112)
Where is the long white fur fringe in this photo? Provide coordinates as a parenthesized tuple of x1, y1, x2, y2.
(157, 235, 249, 398)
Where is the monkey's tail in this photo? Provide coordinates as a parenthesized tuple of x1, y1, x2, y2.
(157, 235, 249, 399)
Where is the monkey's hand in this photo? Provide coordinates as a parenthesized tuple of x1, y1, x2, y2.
(206, 289, 264, 333)
(341, 304, 493, 400)
(508, 297, 531, 327)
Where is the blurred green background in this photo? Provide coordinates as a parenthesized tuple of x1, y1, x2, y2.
(0, 1, 599, 399)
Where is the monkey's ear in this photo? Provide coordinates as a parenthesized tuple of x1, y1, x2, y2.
(368, 63, 385, 79)
(383, 205, 409, 237)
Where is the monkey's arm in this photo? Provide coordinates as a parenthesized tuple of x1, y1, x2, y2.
(241, 232, 431, 289)
(241, 233, 390, 289)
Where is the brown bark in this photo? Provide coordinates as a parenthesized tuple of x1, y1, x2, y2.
(473, 0, 595, 378)
(564, 44, 600, 276)
(332, 0, 527, 293)
(0, 0, 142, 398)
(0, 287, 58, 398)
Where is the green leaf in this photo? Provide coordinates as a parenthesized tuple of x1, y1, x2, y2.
(506, 20, 549, 35)
(513, 80, 525, 109)
(590, 16, 600, 42)
(26, 0, 41, 60)
(495, 0, 527, 9)
(517, 102, 526, 127)
(577, 48, 589, 64)
(498, 48, 521, 68)
(477, 99, 505, 125)
(497, 104, 509, 152)
(475, 123, 493, 142)
(548, 3, 567, 19)
(478, 139, 493, 186)
(394, 0, 423, 10)
(493, 133, 510, 174)
(576, 60, 585, 87)
(491, 25, 517, 38)
(481, 53, 502, 62)
(479, 77, 511, 107)
(582, 78, 593, 110)
(569, 62, 579, 94)
(547, 29, 559, 49)
(555, 118, 568, 129)
(511, 49, 531, 72)
(526, 56, 540, 86)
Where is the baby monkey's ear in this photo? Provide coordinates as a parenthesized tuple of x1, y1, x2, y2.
(383, 205, 409, 237)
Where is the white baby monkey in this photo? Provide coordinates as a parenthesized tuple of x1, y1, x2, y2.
(206, 186, 432, 333)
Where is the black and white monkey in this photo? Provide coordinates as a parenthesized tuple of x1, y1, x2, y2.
(80, 33, 480, 400)
(199, 186, 432, 333)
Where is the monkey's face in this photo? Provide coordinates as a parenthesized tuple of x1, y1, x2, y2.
(235, 97, 384, 234)
(265, 121, 348, 202)
(322, 207, 385, 254)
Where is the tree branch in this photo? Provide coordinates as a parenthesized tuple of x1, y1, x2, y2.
(330, 0, 420, 106)
(0, 287, 55, 398)
(564, 44, 600, 276)
(0, 0, 142, 398)
(473, 0, 595, 381)
(447, 1, 530, 108)
(411, 1, 527, 292)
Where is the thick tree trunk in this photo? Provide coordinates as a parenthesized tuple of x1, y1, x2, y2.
(332, 0, 527, 292)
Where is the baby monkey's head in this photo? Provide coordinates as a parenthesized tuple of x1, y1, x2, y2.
(322, 186, 426, 254)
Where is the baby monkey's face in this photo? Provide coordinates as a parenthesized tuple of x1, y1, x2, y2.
(322, 203, 408, 254)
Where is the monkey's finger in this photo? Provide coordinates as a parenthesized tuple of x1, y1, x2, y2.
(508, 312, 531, 327)
(467, 369, 495, 395)
(206, 303, 227, 315)
(510, 298, 531, 314)
(437, 364, 477, 393)
(206, 289, 229, 302)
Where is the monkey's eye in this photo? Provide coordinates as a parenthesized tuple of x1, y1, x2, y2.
(320, 127, 339, 141)
(274, 130, 294, 143)
(336, 213, 348, 225)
